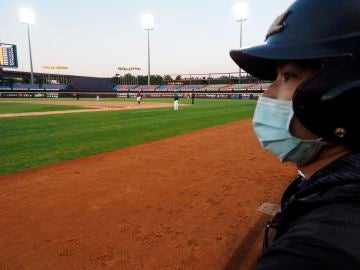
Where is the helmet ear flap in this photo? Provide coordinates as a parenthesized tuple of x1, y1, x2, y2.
(293, 63, 360, 146)
(321, 81, 360, 145)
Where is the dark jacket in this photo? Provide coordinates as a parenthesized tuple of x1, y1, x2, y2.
(256, 151, 360, 270)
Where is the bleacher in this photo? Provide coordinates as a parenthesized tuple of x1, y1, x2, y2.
(41, 84, 67, 90)
(114, 85, 138, 91)
(112, 83, 269, 92)
(203, 84, 231, 91)
(258, 83, 271, 90)
(156, 84, 183, 91)
(219, 83, 258, 91)
(134, 85, 159, 91)
(246, 83, 263, 91)
(13, 83, 41, 90)
(4, 84, 68, 90)
(180, 85, 205, 91)
(167, 85, 183, 91)
(155, 85, 171, 91)
(155, 85, 169, 91)
(220, 83, 250, 90)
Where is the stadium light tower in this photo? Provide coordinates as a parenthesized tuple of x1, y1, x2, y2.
(141, 14, 154, 86)
(234, 2, 248, 82)
(19, 7, 35, 84)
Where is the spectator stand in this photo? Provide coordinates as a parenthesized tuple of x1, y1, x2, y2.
(133, 85, 159, 91)
(114, 85, 138, 91)
(12, 83, 41, 90)
(203, 84, 232, 91)
(0, 85, 11, 90)
(179, 85, 205, 91)
(41, 84, 67, 90)
(155, 84, 184, 91)
(220, 83, 256, 91)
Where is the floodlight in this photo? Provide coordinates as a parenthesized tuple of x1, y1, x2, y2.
(19, 7, 35, 25)
(234, 2, 248, 21)
(234, 2, 248, 83)
(19, 7, 36, 84)
(141, 14, 155, 86)
(141, 14, 154, 29)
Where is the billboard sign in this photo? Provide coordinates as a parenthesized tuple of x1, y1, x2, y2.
(0, 43, 18, 68)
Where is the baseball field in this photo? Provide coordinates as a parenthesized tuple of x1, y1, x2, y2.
(0, 98, 295, 270)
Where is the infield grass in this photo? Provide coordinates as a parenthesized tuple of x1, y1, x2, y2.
(0, 98, 256, 174)
(0, 102, 88, 114)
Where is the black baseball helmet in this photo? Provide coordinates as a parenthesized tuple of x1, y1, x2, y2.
(230, 0, 360, 147)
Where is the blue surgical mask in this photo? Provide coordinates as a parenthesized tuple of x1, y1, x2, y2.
(252, 96, 325, 165)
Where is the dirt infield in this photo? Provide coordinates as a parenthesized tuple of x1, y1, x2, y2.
(0, 119, 295, 270)
(0, 100, 173, 118)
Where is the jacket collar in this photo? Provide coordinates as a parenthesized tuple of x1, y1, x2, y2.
(285, 151, 360, 208)
(264, 151, 360, 250)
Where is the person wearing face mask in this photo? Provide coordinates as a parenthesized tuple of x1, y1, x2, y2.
(230, 0, 360, 269)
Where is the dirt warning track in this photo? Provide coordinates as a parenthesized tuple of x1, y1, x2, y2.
(0, 119, 295, 270)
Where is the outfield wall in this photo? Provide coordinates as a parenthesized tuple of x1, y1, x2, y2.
(0, 90, 263, 99)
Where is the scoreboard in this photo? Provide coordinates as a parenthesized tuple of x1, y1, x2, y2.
(0, 43, 18, 68)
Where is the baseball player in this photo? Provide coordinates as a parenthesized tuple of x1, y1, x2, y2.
(174, 92, 179, 110)
(136, 90, 143, 104)
(191, 90, 195, 105)
(230, 0, 360, 269)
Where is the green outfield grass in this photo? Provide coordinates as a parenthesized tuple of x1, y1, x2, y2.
(0, 102, 89, 114)
(0, 98, 256, 174)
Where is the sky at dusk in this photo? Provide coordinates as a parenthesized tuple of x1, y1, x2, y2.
(1, 0, 295, 77)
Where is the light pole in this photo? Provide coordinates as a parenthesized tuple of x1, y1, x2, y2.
(115, 74, 120, 86)
(234, 2, 248, 83)
(19, 7, 35, 85)
(141, 14, 154, 86)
